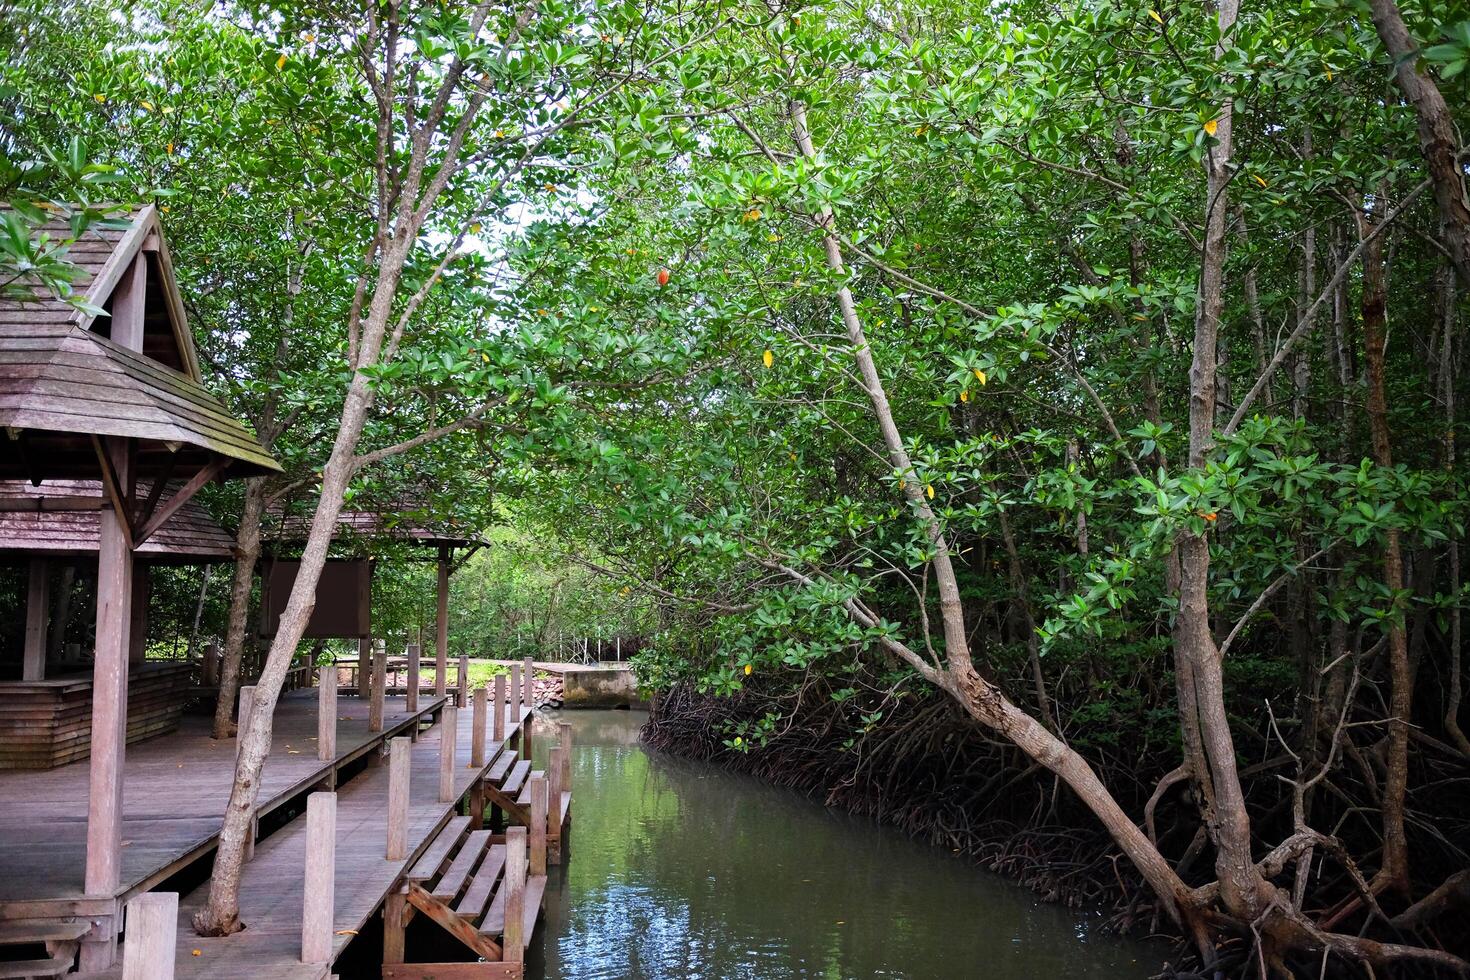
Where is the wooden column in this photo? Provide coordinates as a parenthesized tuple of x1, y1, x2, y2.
(383, 892, 406, 965)
(558, 722, 573, 787)
(548, 747, 564, 835)
(301, 792, 336, 963)
(457, 653, 469, 709)
(510, 663, 522, 726)
(521, 656, 533, 711)
(122, 891, 177, 980)
(503, 826, 527, 962)
(22, 557, 48, 681)
(439, 703, 457, 803)
(317, 655, 337, 762)
(493, 674, 506, 742)
(202, 640, 219, 686)
(434, 545, 449, 697)
(386, 737, 410, 860)
(529, 775, 548, 876)
(128, 561, 150, 665)
(369, 639, 386, 732)
(85, 465, 132, 900)
(357, 635, 372, 698)
(471, 687, 487, 767)
(406, 642, 420, 713)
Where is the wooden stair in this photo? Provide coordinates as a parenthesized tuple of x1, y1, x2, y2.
(0, 919, 85, 978)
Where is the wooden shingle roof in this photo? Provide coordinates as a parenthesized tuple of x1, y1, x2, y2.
(0, 206, 280, 482)
(268, 506, 485, 548)
(0, 480, 234, 560)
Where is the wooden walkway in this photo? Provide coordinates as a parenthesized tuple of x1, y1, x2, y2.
(0, 691, 444, 913)
(79, 702, 533, 980)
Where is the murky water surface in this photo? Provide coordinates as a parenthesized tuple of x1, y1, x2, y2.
(528, 711, 1157, 980)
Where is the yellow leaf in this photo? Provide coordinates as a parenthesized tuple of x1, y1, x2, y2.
(743, 664, 752, 675)
(93, 94, 106, 103)
(470, 222, 481, 233)
(276, 53, 287, 70)
(1325, 68, 1333, 81)
(140, 100, 154, 111)
(495, 129, 506, 138)
(166, 142, 174, 155)
(481, 353, 489, 363)
(1202, 119, 1218, 136)
(762, 349, 773, 368)
(959, 389, 969, 402)
(898, 479, 906, 490)
(925, 484, 935, 499)
(743, 207, 762, 222)
(1253, 174, 1268, 188)
(304, 32, 316, 42)
(974, 368, 987, 385)
(1148, 9, 1163, 23)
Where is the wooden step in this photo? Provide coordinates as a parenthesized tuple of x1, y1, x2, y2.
(486, 751, 515, 783)
(455, 844, 505, 919)
(514, 770, 546, 807)
(0, 954, 73, 979)
(405, 815, 472, 883)
(478, 875, 547, 941)
(0, 921, 88, 945)
(430, 831, 493, 904)
(501, 760, 532, 797)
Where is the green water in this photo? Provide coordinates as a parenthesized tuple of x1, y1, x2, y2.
(527, 711, 1157, 980)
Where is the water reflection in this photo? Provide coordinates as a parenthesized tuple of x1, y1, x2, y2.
(529, 711, 1153, 980)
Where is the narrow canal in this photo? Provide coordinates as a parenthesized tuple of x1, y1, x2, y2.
(527, 710, 1159, 980)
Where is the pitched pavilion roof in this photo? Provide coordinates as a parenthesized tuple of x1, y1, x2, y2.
(267, 505, 485, 549)
(0, 480, 234, 560)
(0, 205, 280, 482)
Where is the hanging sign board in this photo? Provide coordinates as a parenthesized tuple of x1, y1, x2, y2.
(261, 558, 371, 638)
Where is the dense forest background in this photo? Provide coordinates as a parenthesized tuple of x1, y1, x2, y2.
(4, 0, 1470, 972)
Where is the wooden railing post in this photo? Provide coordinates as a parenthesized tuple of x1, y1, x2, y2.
(369, 639, 386, 732)
(406, 642, 420, 713)
(386, 737, 410, 860)
(122, 891, 177, 980)
(521, 656, 533, 710)
(503, 826, 527, 962)
(457, 654, 469, 708)
(202, 640, 219, 686)
(493, 674, 506, 742)
(301, 792, 336, 964)
(558, 722, 572, 787)
(357, 635, 372, 698)
(529, 775, 548, 876)
(547, 746, 564, 834)
(317, 656, 337, 762)
(509, 663, 522, 723)
(439, 703, 457, 803)
(471, 686, 487, 767)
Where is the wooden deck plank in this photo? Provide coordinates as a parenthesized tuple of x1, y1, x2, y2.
(478, 874, 547, 938)
(501, 760, 532, 797)
(455, 844, 505, 919)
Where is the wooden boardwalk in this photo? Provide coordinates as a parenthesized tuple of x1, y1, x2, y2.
(0, 691, 444, 913)
(78, 701, 533, 979)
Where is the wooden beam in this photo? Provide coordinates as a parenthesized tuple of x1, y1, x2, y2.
(435, 546, 449, 697)
(383, 890, 407, 965)
(405, 883, 502, 961)
(133, 458, 224, 547)
(386, 737, 410, 860)
(127, 560, 150, 665)
(406, 643, 420, 713)
(90, 436, 135, 552)
(480, 782, 530, 828)
(317, 654, 337, 761)
(439, 703, 458, 803)
(22, 558, 47, 681)
(122, 892, 177, 980)
(502, 827, 527, 962)
(529, 776, 547, 877)
(383, 964, 522, 980)
(301, 792, 336, 964)
(134, 456, 176, 532)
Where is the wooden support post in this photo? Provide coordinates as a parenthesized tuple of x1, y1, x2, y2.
(301, 792, 336, 964)
(529, 775, 548, 876)
(128, 561, 150, 665)
(548, 747, 564, 833)
(369, 639, 387, 732)
(386, 737, 411, 860)
(558, 722, 573, 787)
(202, 640, 219, 686)
(510, 663, 522, 725)
(383, 891, 407, 965)
(493, 674, 506, 742)
(435, 545, 449, 697)
(521, 656, 533, 711)
(317, 654, 337, 762)
(472, 686, 487, 767)
(457, 653, 469, 709)
(122, 891, 177, 980)
(439, 703, 457, 803)
(23, 557, 47, 680)
(406, 642, 420, 713)
(357, 635, 372, 698)
(503, 826, 527, 962)
(85, 451, 132, 912)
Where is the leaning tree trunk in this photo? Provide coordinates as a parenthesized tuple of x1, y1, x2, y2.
(211, 479, 268, 739)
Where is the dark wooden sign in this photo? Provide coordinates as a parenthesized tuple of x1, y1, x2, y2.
(261, 558, 372, 638)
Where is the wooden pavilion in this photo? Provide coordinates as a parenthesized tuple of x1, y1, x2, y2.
(0, 205, 280, 969)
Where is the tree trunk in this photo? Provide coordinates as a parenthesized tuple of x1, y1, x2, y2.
(1358, 195, 1413, 894)
(212, 480, 267, 739)
(1367, 0, 1470, 282)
